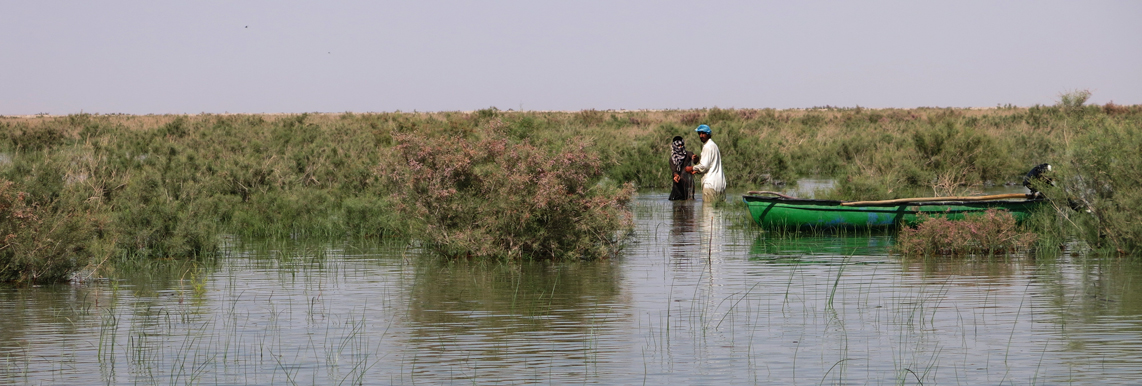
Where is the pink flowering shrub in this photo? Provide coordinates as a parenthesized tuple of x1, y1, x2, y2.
(383, 133, 634, 260)
(895, 209, 1037, 256)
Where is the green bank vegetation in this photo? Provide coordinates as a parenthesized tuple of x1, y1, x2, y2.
(1, 95, 1141, 282)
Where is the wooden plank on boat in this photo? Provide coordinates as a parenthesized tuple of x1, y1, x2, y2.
(841, 193, 1032, 206)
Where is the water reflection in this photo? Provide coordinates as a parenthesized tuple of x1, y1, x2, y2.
(401, 258, 628, 382)
(699, 203, 727, 260)
(894, 254, 1142, 383)
(669, 199, 698, 258)
(899, 255, 1021, 280)
(0, 285, 96, 346)
(750, 233, 894, 258)
(670, 200, 697, 237)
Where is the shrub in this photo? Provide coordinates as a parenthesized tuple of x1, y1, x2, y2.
(0, 180, 94, 284)
(1058, 89, 1092, 110)
(8, 124, 69, 151)
(911, 121, 1011, 185)
(895, 209, 1037, 256)
(383, 133, 633, 260)
(108, 171, 220, 259)
(1102, 102, 1134, 116)
(1058, 116, 1142, 253)
(679, 112, 704, 125)
(576, 109, 606, 126)
(705, 107, 736, 124)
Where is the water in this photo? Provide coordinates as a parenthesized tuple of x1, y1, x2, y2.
(4, 191, 1142, 385)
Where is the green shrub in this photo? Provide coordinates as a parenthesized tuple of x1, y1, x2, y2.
(911, 121, 1012, 186)
(341, 195, 405, 238)
(1058, 116, 1142, 253)
(0, 180, 94, 284)
(1058, 89, 1092, 110)
(720, 123, 794, 186)
(108, 170, 219, 259)
(7, 124, 69, 151)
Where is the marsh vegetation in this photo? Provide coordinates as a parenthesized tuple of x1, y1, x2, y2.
(2, 97, 1142, 282)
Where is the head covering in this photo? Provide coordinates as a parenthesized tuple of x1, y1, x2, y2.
(695, 124, 712, 134)
(671, 136, 688, 166)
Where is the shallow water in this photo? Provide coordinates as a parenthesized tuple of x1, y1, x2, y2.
(4, 191, 1142, 385)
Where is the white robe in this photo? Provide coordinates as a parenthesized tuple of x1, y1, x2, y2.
(693, 139, 726, 192)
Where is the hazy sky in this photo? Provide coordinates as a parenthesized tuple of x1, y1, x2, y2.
(3, 1, 1140, 115)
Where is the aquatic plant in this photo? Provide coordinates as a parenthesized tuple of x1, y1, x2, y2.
(894, 209, 1037, 256)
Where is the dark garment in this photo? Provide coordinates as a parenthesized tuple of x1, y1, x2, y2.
(669, 151, 695, 200)
(1023, 163, 1053, 195)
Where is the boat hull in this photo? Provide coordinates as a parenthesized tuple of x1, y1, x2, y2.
(743, 195, 1045, 229)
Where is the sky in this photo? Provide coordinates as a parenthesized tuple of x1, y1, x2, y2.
(2, 1, 1140, 115)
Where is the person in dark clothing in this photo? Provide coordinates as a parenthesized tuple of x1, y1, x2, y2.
(1024, 163, 1091, 212)
(1023, 163, 1053, 197)
(669, 136, 696, 200)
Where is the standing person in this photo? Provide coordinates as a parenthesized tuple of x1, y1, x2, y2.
(685, 124, 726, 204)
(669, 136, 695, 200)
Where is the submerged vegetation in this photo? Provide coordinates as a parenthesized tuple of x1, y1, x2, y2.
(1, 97, 1141, 281)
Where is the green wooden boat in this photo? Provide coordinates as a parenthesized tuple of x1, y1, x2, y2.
(743, 191, 1045, 229)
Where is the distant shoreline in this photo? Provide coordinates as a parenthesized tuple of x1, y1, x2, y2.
(2, 105, 1047, 119)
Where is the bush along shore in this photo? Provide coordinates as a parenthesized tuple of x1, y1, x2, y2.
(2, 98, 1141, 282)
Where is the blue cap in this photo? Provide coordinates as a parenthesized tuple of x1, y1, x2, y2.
(695, 124, 712, 134)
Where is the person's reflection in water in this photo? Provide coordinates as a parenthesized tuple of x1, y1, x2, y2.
(669, 198, 727, 266)
(670, 199, 698, 258)
(698, 203, 727, 264)
(670, 198, 708, 266)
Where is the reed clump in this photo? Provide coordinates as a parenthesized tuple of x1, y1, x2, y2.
(895, 209, 1037, 256)
(895, 207, 1041, 255)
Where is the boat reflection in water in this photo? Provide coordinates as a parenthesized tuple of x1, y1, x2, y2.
(750, 233, 894, 257)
